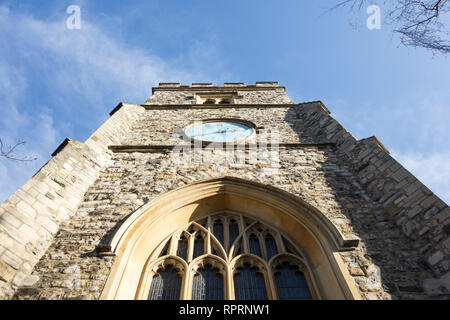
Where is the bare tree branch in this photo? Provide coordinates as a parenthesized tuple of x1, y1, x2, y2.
(330, 0, 450, 54)
(0, 137, 37, 162)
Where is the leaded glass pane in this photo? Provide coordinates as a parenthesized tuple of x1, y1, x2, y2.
(249, 234, 261, 257)
(193, 234, 204, 259)
(234, 264, 268, 300)
(192, 265, 224, 300)
(213, 220, 224, 246)
(177, 235, 188, 260)
(275, 262, 312, 300)
(229, 219, 239, 248)
(265, 234, 277, 260)
(148, 265, 182, 300)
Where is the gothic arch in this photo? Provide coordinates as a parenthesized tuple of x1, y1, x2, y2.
(99, 177, 361, 300)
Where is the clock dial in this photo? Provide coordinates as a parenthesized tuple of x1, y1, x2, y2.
(185, 121, 254, 142)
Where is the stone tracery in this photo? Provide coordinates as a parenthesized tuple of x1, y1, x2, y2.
(145, 212, 314, 300)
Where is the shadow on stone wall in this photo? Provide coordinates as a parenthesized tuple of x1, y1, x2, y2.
(285, 104, 441, 300)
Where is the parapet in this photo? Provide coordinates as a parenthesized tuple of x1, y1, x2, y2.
(147, 81, 292, 105)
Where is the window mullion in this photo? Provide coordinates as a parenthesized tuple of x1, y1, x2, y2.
(275, 233, 285, 253)
(206, 217, 212, 255)
(168, 234, 176, 256)
(187, 234, 194, 263)
(223, 217, 230, 253)
(259, 234, 268, 261)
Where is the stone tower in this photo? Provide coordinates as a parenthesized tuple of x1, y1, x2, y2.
(0, 82, 448, 300)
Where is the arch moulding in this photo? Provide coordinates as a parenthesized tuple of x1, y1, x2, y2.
(99, 176, 361, 300)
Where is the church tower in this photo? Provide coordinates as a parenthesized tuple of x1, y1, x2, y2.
(0, 82, 448, 300)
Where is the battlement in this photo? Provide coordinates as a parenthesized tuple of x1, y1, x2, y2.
(154, 81, 281, 92)
(146, 81, 292, 105)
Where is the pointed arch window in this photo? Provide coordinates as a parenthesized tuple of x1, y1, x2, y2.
(140, 213, 315, 300)
(148, 265, 182, 300)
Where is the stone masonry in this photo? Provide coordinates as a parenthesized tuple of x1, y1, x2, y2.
(0, 82, 448, 299)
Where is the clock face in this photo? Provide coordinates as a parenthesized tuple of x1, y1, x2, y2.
(185, 121, 254, 143)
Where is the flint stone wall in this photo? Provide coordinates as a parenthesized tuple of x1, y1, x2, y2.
(145, 87, 293, 105)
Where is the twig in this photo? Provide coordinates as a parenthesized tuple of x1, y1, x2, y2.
(0, 137, 37, 162)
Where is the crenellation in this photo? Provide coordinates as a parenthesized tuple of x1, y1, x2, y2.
(145, 83, 292, 105)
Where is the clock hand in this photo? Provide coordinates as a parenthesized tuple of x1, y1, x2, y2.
(191, 130, 221, 137)
(190, 127, 247, 138)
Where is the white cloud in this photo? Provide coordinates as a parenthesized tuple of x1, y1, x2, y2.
(0, 5, 230, 203)
(0, 5, 226, 106)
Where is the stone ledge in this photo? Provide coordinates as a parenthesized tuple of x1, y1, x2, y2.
(108, 142, 336, 153)
(141, 102, 317, 109)
(360, 136, 390, 154)
(109, 102, 124, 116)
(51, 138, 71, 157)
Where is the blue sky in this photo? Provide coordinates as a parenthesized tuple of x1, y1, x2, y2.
(0, 0, 449, 204)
